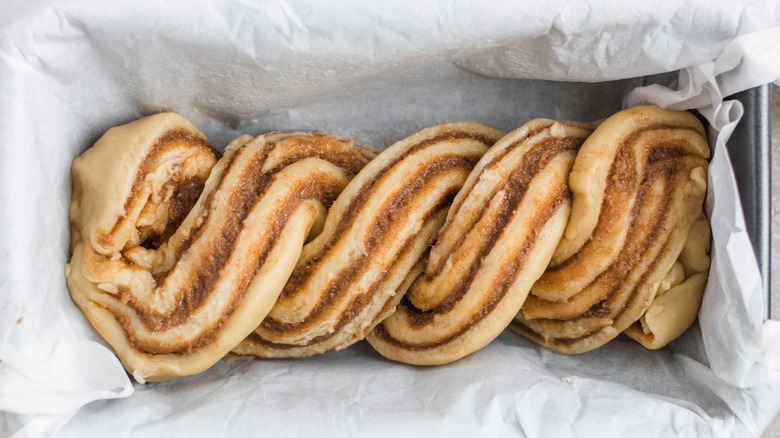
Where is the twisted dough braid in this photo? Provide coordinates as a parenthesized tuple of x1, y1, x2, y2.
(67, 106, 711, 381)
(513, 106, 710, 354)
(66, 113, 373, 382)
(367, 120, 594, 365)
(233, 122, 503, 358)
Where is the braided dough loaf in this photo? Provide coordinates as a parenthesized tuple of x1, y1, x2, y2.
(66, 105, 712, 381)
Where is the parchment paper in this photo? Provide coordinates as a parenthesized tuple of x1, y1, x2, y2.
(1, 1, 780, 437)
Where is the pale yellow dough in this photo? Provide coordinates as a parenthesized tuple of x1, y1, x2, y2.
(625, 215, 711, 349)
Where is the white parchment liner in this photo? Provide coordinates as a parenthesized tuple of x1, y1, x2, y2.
(1, 1, 780, 436)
